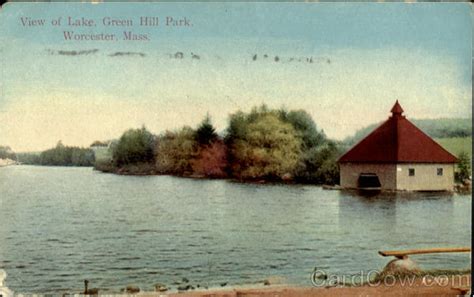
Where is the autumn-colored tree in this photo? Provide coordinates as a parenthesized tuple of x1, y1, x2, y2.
(155, 127, 199, 175)
(191, 140, 227, 178)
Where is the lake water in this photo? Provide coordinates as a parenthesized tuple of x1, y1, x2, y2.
(0, 166, 471, 294)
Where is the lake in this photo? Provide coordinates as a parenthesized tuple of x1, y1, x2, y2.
(0, 166, 471, 294)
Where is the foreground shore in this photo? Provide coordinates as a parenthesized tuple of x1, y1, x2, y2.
(137, 275, 471, 297)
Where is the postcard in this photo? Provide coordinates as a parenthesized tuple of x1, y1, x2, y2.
(0, 2, 471, 296)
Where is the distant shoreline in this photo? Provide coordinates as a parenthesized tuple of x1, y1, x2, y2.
(0, 158, 17, 167)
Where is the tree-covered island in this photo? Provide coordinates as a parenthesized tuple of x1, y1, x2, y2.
(5, 104, 471, 187)
(94, 105, 342, 185)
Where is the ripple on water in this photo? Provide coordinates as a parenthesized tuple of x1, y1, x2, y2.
(0, 166, 470, 293)
(110, 266, 141, 271)
(116, 256, 141, 261)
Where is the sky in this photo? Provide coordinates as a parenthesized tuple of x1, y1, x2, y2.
(0, 2, 471, 152)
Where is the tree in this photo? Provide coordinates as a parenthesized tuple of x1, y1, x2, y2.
(226, 108, 301, 180)
(16, 152, 40, 164)
(155, 127, 199, 175)
(225, 105, 342, 184)
(113, 126, 155, 167)
(195, 114, 218, 145)
(191, 140, 227, 178)
(35, 142, 95, 166)
(456, 151, 471, 183)
(0, 146, 16, 160)
(90, 140, 109, 147)
(279, 109, 326, 149)
(278, 109, 341, 184)
(225, 111, 247, 145)
(71, 148, 95, 166)
(294, 141, 341, 184)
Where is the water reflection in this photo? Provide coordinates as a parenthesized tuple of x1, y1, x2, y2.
(338, 189, 398, 230)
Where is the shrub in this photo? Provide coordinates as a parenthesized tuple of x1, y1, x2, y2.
(112, 127, 155, 167)
(455, 151, 471, 183)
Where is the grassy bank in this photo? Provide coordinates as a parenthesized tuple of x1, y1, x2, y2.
(435, 137, 472, 160)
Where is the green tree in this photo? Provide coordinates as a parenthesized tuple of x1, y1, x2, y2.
(456, 151, 471, 182)
(90, 140, 109, 147)
(279, 109, 341, 184)
(279, 109, 326, 149)
(227, 107, 301, 180)
(113, 126, 155, 167)
(195, 114, 218, 145)
(0, 146, 16, 160)
(37, 141, 95, 166)
(225, 111, 247, 145)
(16, 152, 40, 164)
(295, 141, 341, 184)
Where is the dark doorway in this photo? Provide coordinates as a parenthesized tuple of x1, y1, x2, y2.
(358, 173, 381, 189)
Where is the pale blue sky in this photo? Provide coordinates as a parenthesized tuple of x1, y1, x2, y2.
(0, 3, 471, 151)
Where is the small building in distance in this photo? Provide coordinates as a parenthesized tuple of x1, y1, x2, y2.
(338, 101, 457, 191)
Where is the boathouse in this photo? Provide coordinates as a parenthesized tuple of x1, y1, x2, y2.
(338, 101, 457, 191)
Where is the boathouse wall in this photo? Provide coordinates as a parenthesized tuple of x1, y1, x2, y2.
(339, 163, 397, 190)
(396, 163, 455, 191)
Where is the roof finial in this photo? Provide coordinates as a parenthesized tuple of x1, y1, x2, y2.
(391, 100, 404, 117)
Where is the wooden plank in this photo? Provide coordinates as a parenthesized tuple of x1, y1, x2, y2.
(451, 286, 471, 295)
(378, 247, 471, 257)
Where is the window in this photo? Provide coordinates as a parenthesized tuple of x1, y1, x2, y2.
(437, 168, 443, 176)
(408, 168, 415, 176)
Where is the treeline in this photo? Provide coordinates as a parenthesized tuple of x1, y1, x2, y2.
(345, 118, 472, 145)
(95, 106, 341, 185)
(0, 146, 16, 160)
(17, 141, 95, 166)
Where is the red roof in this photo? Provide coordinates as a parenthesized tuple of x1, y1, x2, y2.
(338, 101, 458, 164)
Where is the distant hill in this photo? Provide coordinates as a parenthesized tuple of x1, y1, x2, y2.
(434, 137, 472, 159)
(344, 118, 472, 146)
